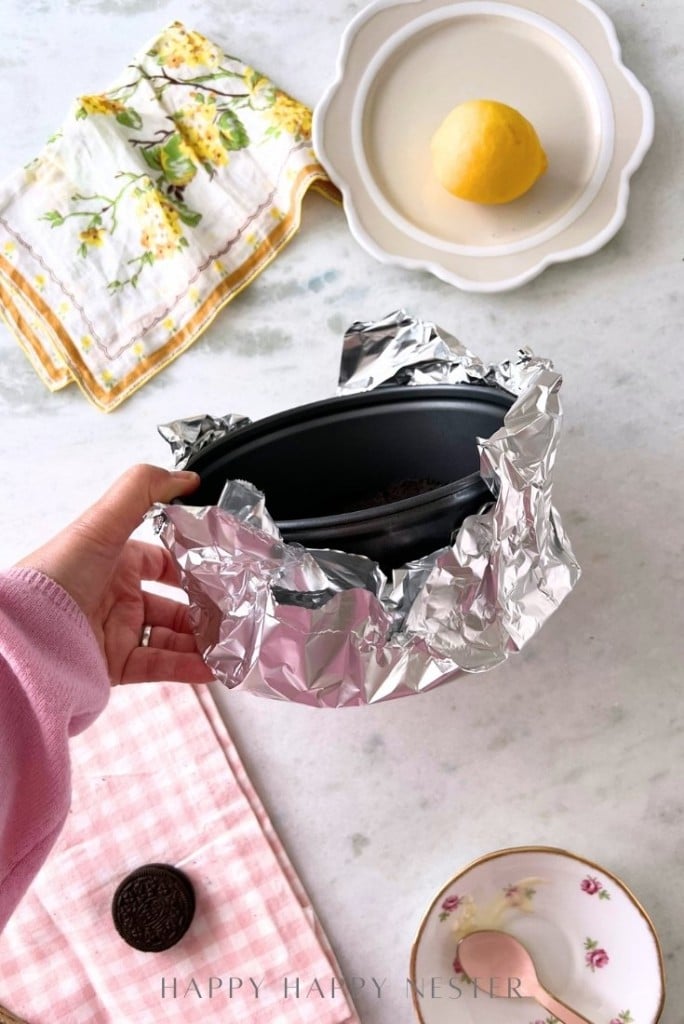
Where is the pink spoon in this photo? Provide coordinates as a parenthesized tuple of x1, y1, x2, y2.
(457, 930, 595, 1024)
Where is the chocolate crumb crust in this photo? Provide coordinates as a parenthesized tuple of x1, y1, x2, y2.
(112, 863, 195, 952)
(339, 478, 442, 513)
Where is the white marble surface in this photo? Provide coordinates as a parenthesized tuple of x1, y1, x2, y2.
(0, 1, 682, 1022)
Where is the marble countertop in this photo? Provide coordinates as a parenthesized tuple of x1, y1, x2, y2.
(0, 1, 681, 1022)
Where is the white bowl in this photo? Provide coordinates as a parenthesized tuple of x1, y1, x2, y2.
(314, 0, 654, 292)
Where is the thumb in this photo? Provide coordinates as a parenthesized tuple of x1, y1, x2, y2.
(77, 464, 200, 550)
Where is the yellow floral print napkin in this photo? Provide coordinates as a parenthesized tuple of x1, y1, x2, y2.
(0, 23, 339, 411)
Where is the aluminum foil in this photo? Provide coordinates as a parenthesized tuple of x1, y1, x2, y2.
(153, 310, 580, 707)
(158, 413, 251, 469)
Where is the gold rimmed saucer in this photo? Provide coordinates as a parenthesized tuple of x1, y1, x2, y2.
(409, 846, 665, 1024)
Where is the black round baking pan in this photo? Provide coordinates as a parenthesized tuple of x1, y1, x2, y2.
(180, 385, 514, 570)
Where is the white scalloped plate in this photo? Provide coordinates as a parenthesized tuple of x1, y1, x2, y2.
(409, 847, 665, 1024)
(313, 0, 654, 292)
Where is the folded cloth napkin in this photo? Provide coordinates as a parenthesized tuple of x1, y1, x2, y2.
(0, 22, 338, 412)
(0, 684, 359, 1024)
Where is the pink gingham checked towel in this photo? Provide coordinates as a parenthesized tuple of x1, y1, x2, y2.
(0, 684, 359, 1024)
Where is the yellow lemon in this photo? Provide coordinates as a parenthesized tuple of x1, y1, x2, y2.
(431, 99, 548, 205)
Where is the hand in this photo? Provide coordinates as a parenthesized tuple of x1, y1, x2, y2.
(17, 464, 214, 686)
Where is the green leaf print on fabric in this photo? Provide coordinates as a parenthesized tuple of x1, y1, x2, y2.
(218, 109, 249, 150)
(40, 23, 313, 294)
(140, 145, 163, 172)
(115, 108, 143, 130)
(160, 135, 198, 185)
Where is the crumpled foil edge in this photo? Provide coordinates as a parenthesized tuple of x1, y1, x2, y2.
(153, 310, 580, 706)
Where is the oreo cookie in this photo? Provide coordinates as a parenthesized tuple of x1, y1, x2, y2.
(112, 863, 195, 952)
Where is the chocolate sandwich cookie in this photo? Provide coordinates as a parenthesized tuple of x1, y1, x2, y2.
(112, 863, 195, 952)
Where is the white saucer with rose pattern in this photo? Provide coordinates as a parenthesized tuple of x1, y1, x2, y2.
(410, 847, 664, 1024)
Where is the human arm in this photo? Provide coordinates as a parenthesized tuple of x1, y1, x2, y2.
(0, 568, 110, 931)
(0, 465, 212, 930)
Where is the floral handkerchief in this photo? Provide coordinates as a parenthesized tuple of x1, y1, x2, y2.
(0, 23, 338, 411)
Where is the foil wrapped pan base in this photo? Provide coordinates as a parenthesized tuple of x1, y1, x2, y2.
(153, 311, 580, 706)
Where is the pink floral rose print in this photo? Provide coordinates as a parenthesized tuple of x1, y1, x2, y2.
(439, 892, 465, 921)
(610, 1012, 634, 1024)
(586, 948, 609, 970)
(581, 874, 611, 899)
(442, 894, 463, 912)
(504, 882, 536, 907)
(452, 952, 465, 976)
(584, 937, 609, 971)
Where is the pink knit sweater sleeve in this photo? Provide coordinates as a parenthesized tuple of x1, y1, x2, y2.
(0, 568, 110, 931)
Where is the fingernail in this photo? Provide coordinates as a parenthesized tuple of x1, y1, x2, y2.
(173, 470, 200, 482)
